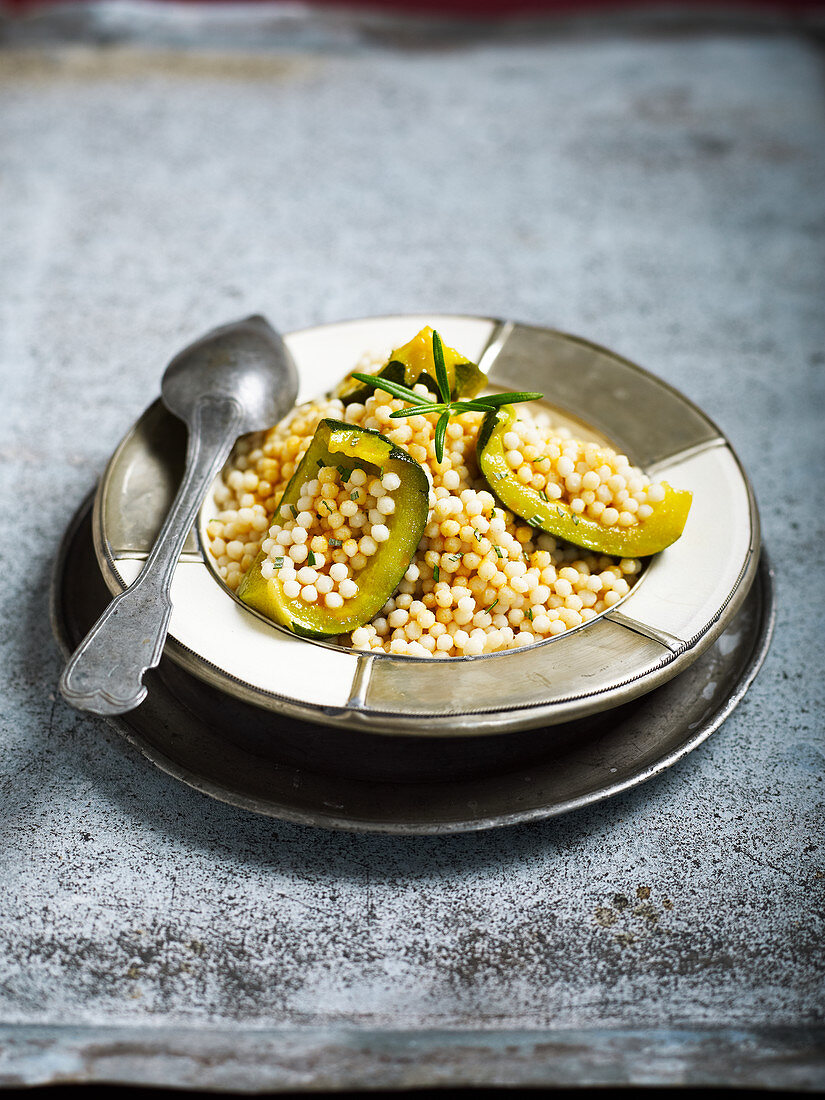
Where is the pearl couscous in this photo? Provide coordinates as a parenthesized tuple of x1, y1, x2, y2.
(500, 417, 664, 529)
(206, 352, 650, 657)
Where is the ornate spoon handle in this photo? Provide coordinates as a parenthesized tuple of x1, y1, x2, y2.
(60, 395, 243, 715)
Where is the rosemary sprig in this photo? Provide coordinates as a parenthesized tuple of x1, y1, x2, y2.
(351, 330, 542, 463)
(432, 329, 451, 403)
(435, 410, 449, 463)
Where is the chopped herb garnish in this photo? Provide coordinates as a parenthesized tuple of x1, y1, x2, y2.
(557, 506, 565, 518)
(449, 553, 463, 562)
(572, 514, 580, 525)
(290, 504, 298, 518)
(528, 514, 543, 527)
(351, 332, 543, 463)
(316, 458, 324, 468)
(322, 500, 334, 513)
(485, 598, 499, 614)
(494, 545, 503, 559)
(337, 465, 353, 482)
(329, 538, 342, 548)
(350, 489, 360, 500)
(473, 529, 482, 542)
(273, 556, 284, 569)
(540, 490, 549, 502)
(433, 565, 440, 583)
(526, 607, 534, 621)
(307, 549, 316, 566)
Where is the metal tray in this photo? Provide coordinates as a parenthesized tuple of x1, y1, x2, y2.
(52, 493, 774, 834)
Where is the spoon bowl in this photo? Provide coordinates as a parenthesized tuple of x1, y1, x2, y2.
(162, 314, 296, 433)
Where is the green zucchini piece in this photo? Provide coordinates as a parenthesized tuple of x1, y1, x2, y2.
(335, 326, 485, 406)
(238, 419, 429, 638)
(477, 404, 692, 557)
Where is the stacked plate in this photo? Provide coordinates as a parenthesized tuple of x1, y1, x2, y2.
(51, 316, 772, 833)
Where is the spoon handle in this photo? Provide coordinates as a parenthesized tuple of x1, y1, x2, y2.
(60, 395, 244, 715)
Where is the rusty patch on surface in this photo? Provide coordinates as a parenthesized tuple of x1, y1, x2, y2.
(594, 907, 617, 928)
(592, 886, 678, 947)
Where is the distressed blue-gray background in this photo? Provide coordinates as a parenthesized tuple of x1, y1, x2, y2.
(0, 4, 823, 1090)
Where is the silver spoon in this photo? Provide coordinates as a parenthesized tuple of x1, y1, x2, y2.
(60, 315, 299, 715)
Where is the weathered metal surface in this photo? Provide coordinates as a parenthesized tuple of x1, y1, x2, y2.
(0, 3, 823, 1090)
(2, 1025, 824, 1091)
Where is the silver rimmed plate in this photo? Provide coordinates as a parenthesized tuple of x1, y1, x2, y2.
(92, 315, 760, 736)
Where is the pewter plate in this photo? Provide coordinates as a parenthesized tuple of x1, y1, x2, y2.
(92, 315, 760, 736)
(53, 495, 774, 833)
